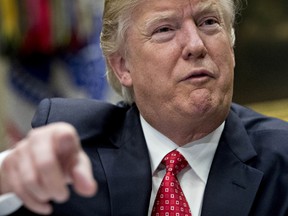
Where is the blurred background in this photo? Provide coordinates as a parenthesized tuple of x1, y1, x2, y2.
(0, 0, 287, 151)
(233, 1, 288, 122)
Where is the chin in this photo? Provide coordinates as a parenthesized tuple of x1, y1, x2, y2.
(188, 88, 231, 113)
(190, 102, 215, 117)
(185, 97, 229, 119)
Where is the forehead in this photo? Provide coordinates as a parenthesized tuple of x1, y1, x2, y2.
(129, 0, 225, 27)
(132, 0, 220, 15)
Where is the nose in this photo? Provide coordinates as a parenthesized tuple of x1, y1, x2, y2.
(181, 22, 207, 60)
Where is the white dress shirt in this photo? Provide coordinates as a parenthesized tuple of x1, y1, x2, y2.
(140, 116, 224, 216)
(0, 118, 224, 215)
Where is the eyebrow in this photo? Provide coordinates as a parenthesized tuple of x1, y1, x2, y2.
(142, 1, 221, 29)
(143, 11, 180, 29)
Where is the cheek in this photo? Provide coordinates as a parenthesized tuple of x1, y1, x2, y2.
(216, 41, 235, 73)
(212, 45, 235, 92)
(130, 49, 176, 84)
(219, 62, 234, 92)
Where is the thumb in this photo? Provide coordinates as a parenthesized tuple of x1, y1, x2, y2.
(70, 152, 97, 197)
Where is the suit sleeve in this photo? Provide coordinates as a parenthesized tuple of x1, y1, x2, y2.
(31, 98, 52, 128)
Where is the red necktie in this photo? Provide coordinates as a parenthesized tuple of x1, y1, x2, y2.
(152, 150, 192, 216)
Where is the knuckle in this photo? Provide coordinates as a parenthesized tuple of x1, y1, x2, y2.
(36, 158, 55, 171)
(1, 151, 19, 175)
(1, 156, 12, 172)
(27, 129, 39, 140)
(22, 174, 39, 188)
(26, 130, 42, 146)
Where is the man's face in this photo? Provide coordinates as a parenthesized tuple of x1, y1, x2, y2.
(112, 0, 235, 124)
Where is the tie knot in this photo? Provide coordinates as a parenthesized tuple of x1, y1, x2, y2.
(162, 150, 188, 176)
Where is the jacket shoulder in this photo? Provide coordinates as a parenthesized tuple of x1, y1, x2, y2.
(32, 98, 129, 140)
(229, 104, 288, 214)
(230, 103, 288, 133)
(230, 103, 288, 161)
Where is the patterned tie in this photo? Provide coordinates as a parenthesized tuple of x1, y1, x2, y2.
(152, 150, 192, 216)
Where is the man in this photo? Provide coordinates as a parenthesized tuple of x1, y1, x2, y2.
(1, 0, 288, 215)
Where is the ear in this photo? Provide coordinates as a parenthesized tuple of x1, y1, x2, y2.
(108, 54, 133, 87)
(231, 47, 236, 68)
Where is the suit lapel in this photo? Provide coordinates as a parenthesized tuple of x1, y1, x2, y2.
(88, 104, 264, 215)
(97, 105, 152, 216)
(201, 110, 263, 216)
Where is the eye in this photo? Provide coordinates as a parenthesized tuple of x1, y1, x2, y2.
(153, 26, 174, 34)
(203, 18, 219, 26)
(199, 17, 220, 27)
(198, 16, 221, 33)
(151, 25, 176, 42)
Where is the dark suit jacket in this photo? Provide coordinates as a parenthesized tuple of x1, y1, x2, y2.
(10, 98, 288, 216)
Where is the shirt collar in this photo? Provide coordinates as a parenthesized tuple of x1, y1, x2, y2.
(140, 115, 224, 183)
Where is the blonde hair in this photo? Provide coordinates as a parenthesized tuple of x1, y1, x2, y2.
(100, 0, 243, 104)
